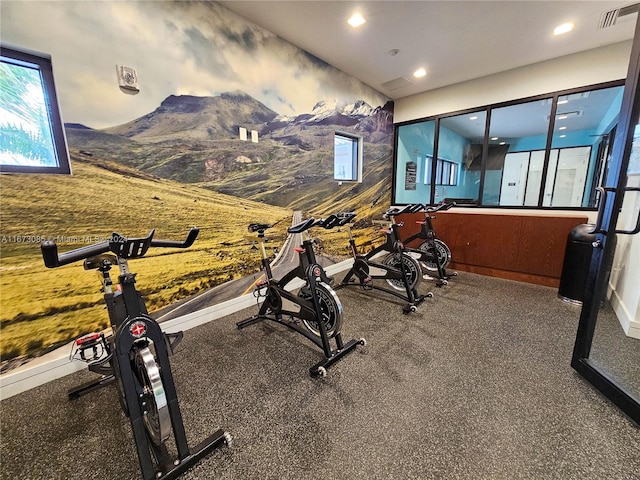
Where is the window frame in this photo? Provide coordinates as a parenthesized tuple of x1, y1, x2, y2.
(392, 80, 625, 209)
(334, 130, 363, 183)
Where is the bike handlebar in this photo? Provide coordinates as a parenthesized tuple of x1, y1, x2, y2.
(425, 201, 456, 213)
(316, 214, 351, 229)
(384, 204, 413, 219)
(336, 211, 357, 226)
(41, 227, 199, 268)
(288, 217, 316, 234)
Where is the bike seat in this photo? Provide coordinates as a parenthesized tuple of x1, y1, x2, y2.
(288, 218, 316, 234)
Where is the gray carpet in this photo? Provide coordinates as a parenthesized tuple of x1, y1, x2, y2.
(1, 272, 638, 480)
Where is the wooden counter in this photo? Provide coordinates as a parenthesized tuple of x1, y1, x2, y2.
(397, 211, 589, 287)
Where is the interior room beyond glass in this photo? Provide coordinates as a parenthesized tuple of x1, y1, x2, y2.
(394, 82, 624, 208)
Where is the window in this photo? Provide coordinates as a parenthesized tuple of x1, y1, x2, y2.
(436, 111, 486, 204)
(334, 131, 362, 183)
(484, 99, 551, 206)
(424, 156, 458, 186)
(394, 81, 625, 208)
(394, 120, 435, 203)
(0, 44, 71, 175)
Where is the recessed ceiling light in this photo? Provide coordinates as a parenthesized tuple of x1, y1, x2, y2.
(554, 22, 574, 35)
(413, 68, 426, 78)
(348, 12, 366, 28)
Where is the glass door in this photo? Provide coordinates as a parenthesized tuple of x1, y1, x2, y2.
(571, 17, 640, 425)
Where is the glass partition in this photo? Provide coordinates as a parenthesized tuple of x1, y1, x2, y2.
(436, 111, 486, 204)
(393, 80, 626, 208)
(484, 99, 552, 206)
(395, 120, 435, 204)
(548, 85, 625, 207)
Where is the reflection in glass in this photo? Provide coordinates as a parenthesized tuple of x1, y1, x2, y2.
(589, 116, 640, 405)
(0, 61, 57, 167)
(396, 121, 435, 204)
(437, 111, 486, 204)
(484, 99, 551, 206)
(549, 86, 625, 207)
(393, 82, 626, 208)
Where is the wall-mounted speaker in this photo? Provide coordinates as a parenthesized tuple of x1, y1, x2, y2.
(116, 65, 140, 94)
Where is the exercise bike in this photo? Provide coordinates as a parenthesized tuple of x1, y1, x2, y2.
(336, 206, 432, 314)
(40, 228, 231, 480)
(400, 202, 457, 287)
(237, 215, 365, 377)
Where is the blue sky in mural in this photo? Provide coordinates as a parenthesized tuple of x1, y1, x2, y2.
(1, 1, 388, 130)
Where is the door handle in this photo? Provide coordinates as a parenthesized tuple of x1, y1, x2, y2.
(589, 186, 640, 235)
(615, 186, 640, 235)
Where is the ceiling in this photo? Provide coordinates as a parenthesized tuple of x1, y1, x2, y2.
(219, 1, 638, 100)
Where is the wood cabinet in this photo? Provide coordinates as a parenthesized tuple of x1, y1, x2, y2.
(397, 211, 589, 287)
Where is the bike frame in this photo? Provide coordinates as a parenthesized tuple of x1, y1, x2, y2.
(337, 207, 430, 314)
(400, 202, 456, 286)
(237, 217, 364, 376)
(41, 229, 228, 480)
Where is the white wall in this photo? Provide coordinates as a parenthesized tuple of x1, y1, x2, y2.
(394, 41, 633, 123)
(609, 174, 640, 338)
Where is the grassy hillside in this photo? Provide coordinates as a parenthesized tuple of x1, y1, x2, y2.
(0, 153, 291, 361)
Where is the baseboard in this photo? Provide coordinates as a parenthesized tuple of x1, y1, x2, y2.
(609, 287, 640, 339)
(0, 259, 355, 401)
(449, 263, 560, 288)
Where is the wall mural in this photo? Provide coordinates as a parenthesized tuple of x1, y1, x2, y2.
(0, 1, 394, 365)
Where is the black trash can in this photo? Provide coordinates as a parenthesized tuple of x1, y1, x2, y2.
(558, 224, 596, 305)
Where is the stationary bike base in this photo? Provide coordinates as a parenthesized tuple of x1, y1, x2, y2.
(336, 280, 430, 314)
(68, 374, 116, 400)
(310, 337, 365, 377)
(237, 314, 365, 377)
(155, 428, 230, 480)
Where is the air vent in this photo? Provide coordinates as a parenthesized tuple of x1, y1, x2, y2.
(598, 3, 639, 29)
(598, 8, 619, 28)
(382, 77, 412, 91)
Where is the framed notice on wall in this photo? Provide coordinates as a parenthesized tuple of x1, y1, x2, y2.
(405, 161, 417, 190)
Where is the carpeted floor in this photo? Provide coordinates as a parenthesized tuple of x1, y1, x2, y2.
(1, 272, 638, 480)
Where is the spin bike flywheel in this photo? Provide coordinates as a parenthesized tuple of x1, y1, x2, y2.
(297, 283, 343, 338)
(133, 344, 171, 445)
(381, 252, 421, 291)
(417, 239, 451, 272)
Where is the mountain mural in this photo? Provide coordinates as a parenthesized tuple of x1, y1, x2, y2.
(65, 91, 394, 213)
(104, 91, 278, 142)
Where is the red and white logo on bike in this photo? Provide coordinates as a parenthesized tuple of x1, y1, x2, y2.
(130, 321, 146, 338)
